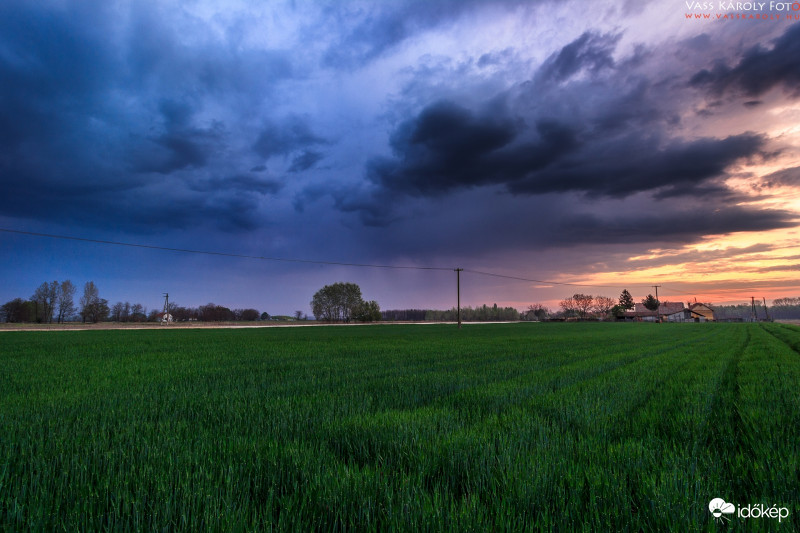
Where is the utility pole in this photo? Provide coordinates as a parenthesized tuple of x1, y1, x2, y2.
(763, 297, 771, 322)
(455, 268, 463, 329)
(652, 285, 661, 321)
(162, 293, 170, 325)
(751, 296, 757, 322)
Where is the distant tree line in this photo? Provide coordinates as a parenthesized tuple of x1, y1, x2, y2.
(0, 280, 108, 323)
(382, 304, 521, 322)
(1, 281, 271, 323)
(165, 303, 262, 322)
(770, 298, 800, 319)
(714, 299, 800, 320)
(381, 309, 429, 321)
(426, 304, 520, 322)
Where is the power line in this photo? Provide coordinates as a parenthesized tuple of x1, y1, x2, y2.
(0, 227, 452, 272)
(0, 226, 706, 293)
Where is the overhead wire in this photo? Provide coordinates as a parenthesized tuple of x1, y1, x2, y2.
(0, 227, 452, 271)
(0, 226, 721, 294)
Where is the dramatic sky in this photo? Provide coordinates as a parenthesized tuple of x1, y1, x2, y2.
(2, 0, 800, 315)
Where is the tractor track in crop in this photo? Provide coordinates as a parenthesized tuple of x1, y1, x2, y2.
(704, 326, 755, 504)
(759, 322, 800, 356)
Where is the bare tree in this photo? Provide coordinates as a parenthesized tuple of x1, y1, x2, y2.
(131, 303, 146, 322)
(526, 303, 549, 321)
(80, 282, 108, 323)
(111, 302, 125, 322)
(593, 296, 616, 317)
(56, 280, 76, 323)
(559, 296, 577, 318)
(32, 281, 59, 323)
(572, 293, 594, 319)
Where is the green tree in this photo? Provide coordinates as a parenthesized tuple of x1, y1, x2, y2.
(311, 282, 374, 322)
(354, 300, 381, 322)
(642, 294, 659, 311)
(619, 289, 634, 310)
(1, 298, 36, 323)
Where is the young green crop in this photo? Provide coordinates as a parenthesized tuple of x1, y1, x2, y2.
(0, 323, 798, 531)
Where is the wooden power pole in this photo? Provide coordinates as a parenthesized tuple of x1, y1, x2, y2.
(455, 268, 463, 329)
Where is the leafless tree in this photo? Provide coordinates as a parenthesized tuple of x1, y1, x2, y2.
(80, 281, 108, 323)
(111, 302, 122, 322)
(572, 293, 594, 319)
(131, 303, 146, 322)
(32, 281, 59, 323)
(56, 280, 76, 323)
(593, 296, 616, 317)
(526, 303, 549, 321)
(559, 296, 577, 317)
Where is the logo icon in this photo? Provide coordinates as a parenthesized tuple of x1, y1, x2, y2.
(709, 498, 736, 523)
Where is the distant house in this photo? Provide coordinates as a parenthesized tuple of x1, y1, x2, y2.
(657, 302, 685, 315)
(156, 312, 174, 323)
(688, 303, 715, 322)
(621, 308, 659, 322)
(622, 301, 696, 322)
(664, 308, 706, 322)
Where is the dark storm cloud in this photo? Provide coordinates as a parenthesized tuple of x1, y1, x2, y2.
(119, 191, 264, 233)
(253, 117, 327, 159)
(344, 188, 799, 261)
(537, 31, 619, 83)
(365, 97, 765, 201)
(0, 1, 120, 172)
(134, 100, 225, 174)
(760, 166, 800, 188)
(188, 175, 283, 195)
(0, 1, 298, 234)
(289, 151, 325, 173)
(554, 207, 797, 247)
(367, 101, 586, 197)
(326, 26, 794, 249)
(508, 132, 766, 197)
(689, 24, 800, 98)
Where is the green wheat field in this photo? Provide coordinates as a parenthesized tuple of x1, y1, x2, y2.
(1, 323, 799, 531)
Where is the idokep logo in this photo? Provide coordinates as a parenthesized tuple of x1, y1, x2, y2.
(709, 498, 790, 524)
(709, 498, 735, 523)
